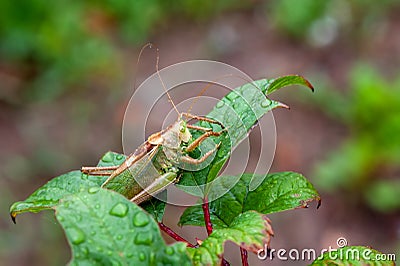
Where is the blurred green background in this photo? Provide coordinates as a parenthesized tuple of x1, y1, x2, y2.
(1, 0, 399, 265)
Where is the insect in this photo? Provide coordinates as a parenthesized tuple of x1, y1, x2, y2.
(81, 45, 226, 204)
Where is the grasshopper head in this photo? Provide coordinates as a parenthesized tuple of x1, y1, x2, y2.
(179, 120, 191, 143)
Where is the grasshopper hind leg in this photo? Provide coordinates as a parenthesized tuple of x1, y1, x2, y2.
(81, 166, 118, 176)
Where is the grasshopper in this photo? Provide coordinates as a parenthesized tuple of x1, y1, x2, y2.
(81, 47, 225, 204)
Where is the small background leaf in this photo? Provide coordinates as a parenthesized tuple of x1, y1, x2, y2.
(310, 246, 395, 265)
(188, 211, 273, 266)
(265, 75, 314, 95)
(56, 188, 191, 266)
(179, 172, 320, 228)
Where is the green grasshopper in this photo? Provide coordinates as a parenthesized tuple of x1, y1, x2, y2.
(81, 50, 225, 204)
(81, 113, 225, 204)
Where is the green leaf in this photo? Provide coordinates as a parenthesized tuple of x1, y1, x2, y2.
(10, 151, 167, 222)
(56, 188, 191, 266)
(140, 191, 167, 222)
(178, 77, 314, 196)
(310, 246, 395, 265)
(265, 75, 314, 95)
(9, 170, 104, 222)
(188, 211, 273, 266)
(179, 172, 320, 228)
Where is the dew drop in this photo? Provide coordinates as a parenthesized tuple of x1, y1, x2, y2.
(116, 154, 124, 160)
(116, 234, 123, 241)
(95, 204, 100, 209)
(102, 153, 114, 163)
(109, 203, 128, 217)
(132, 212, 150, 227)
(88, 187, 100, 194)
(134, 233, 153, 245)
(107, 251, 112, 256)
(165, 246, 174, 255)
(177, 244, 186, 253)
(69, 227, 86, 245)
(227, 92, 239, 101)
(126, 252, 133, 258)
(96, 246, 103, 252)
(261, 100, 271, 108)
(81, 247, 89, 255)
(216, 101, 224, 109)
(149, 252, 156, 263)
(139, 252, 146, 261)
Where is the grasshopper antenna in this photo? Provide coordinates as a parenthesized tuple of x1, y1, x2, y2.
(184, 73, 291, 120)
(185, 74, 238, 116)
(154, 46, 180, 116)
(132, 43, 179, 116)
(132, 43, 153, 95)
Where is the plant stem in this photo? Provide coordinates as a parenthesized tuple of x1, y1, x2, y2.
(202, 196, 213, 235)
(158, 222, 195, 248)
(240, 247, 249, 266)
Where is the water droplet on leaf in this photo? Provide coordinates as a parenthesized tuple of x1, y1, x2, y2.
(261, 100, 271, 108)
(102, 153, 114, 163)
(82, 247, 89, 255)
(216, 101, 224, 108)
(165, 246, 174, 255)
(139, 252, 146, 261)
(177, 244, 186, 253)
(88, 187, 100, 194)
(109, 203, 128, 217)
(69, 227, 86, 245)
(116, 154, 124, 160)
(227, 92, 239, 101)
(132, 212, 149, 227)
(134, 233, 153, 245)
(149, 252, 156, 263)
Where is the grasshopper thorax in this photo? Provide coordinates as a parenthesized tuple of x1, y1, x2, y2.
(179, 119, 191, 143)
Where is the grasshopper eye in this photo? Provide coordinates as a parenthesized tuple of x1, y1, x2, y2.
(180, 125, 185, 133)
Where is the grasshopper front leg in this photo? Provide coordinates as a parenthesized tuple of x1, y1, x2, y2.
(181, 143, 221, 164)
